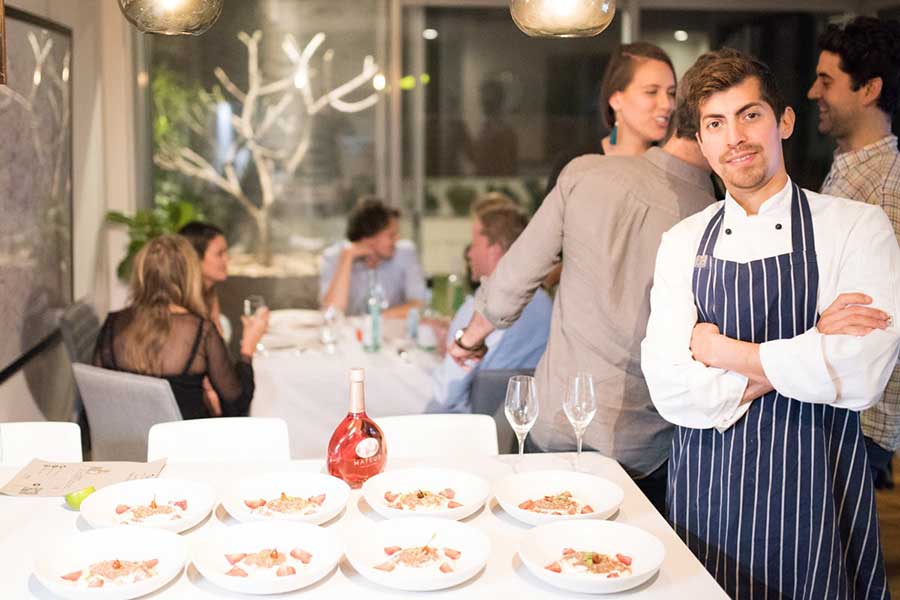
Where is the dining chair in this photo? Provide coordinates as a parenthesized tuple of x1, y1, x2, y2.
(0, 421, 83, 466)
(147, 417, 291, 462)
(72, 363, 183, 462)
(470, 368, 535, 454)
(374, 414, 499, 458)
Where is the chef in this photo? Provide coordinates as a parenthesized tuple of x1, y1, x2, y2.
(641, 49, 900, 599)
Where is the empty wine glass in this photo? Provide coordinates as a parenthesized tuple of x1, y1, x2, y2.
(564, 372, 597, 469)
(505, 375, 539, 458)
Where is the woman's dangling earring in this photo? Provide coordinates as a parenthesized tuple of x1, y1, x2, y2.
(610, 119, 619, 145)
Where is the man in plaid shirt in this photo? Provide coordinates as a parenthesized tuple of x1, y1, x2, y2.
(809, 16, 900, 488)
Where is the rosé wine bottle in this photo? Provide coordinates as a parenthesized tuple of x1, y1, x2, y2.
(327, 368, 387, 488)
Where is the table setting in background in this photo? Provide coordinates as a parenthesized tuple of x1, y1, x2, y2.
(249, 305, 443, 459)
(0, 452, 728, 599)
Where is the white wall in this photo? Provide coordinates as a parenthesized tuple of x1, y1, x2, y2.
(0, 0, 136, 422)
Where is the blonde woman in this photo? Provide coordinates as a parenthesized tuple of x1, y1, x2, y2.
(93, 235, 268, 419)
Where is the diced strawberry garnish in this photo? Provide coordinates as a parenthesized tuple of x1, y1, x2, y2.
(115, 504, 130, 515)
(447, 501, 462, 509)
(567, 507, 577, 515)
(145, 559, 159, 568)
(172, 500, 187, 511)
(277, 566, 296, 577)
(244, 499, 266, 509)
(60, 570, 81, 582)
(562, 548, 576, 557)
(226, 567, 248, 577)
(374, 561, 395, 572)
(88, 579, 104, 588)
(384, 546, 401, 556)
(225, 553, 246, 565)
(444, 548, 461, 560)
(291, 548, 312, 564)
(384, 491, 398, 503)
(439, 488, 455, 499)
(545, 561, 562, 573)
(309, 494, 326, 505)
(607, 572, 620, 579)
(581, 505, 594, 514)
(439, 562, 454, 573)
(518, 500, 534, 510)
(616, 553, 632, 566)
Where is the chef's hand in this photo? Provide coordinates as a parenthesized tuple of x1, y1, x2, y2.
(817, 293, 891, 337)
(690, 322, 721, 367)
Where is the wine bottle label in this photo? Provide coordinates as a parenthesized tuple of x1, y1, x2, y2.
(355, 437, 380, 459)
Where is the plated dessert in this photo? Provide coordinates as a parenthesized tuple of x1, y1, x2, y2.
(222, 472, 350, 525)
(518, 491, 593, 516)
(60, 558, 159, 589)
(191, 521, 343, 594)
(223, 547, 313, 578)
(373, 540, 461, 574)
(115, 498, 188, 525)
(362, 468, 490, 521)
(383, 488, 462, 511)
(243, 492, 326, 517)
(544, 547, 632, 578)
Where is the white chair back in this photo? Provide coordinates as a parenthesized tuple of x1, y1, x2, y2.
(147, 417, 291, 462)
(375, 414, 498, 458)
(72, 363, 182, 462)
(0, 421, 82, 466)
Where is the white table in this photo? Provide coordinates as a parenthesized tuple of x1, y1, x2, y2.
(251, 319, 441, 459)
(0, 453, 727, 599)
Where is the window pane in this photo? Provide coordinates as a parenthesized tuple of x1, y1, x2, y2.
(641, 9, 842, 190)
(147, 0, 384, 272)
(402, 6, 621, 276)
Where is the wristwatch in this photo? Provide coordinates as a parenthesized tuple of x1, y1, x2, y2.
(454, 328, 487, 353)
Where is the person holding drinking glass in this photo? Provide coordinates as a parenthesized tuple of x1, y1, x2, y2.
(93, 235, 268, 419)
(450, 52, 719, 512)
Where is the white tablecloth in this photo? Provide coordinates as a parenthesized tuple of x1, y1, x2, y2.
(251, 320, 440, 459)
(0, 453, 727, 599)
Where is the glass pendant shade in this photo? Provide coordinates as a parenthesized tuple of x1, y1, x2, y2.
(509, 0, 616, 38)
(118, 0, 223, 36)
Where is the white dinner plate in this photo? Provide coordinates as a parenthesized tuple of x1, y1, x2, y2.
(518, 520, 665, 594)
(192, 521, 342, 595)
(268, 309, 324, 329)
(34, 527, 187, 600)
(494, 470, 624, 526)
(361, 468, 490, 521)
(345, 517, 490, 591)
(80, 478, 216, 534)
(221, 472, 351, 525)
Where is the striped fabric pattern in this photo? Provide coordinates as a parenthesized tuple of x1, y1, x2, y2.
(821, 134, 900, 452)
(669, 184, 889, 599)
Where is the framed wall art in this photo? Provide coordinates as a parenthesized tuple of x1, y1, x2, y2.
(0, 7, 73, 382)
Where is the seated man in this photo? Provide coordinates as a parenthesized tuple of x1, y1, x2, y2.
(430, 203, 552, 413)
(320, 197, 427, 317)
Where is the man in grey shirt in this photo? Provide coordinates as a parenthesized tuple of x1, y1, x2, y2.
(449, 54, 718, 511)
(320, 197, 427, 317)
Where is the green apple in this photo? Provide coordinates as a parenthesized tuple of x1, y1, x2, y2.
(65, 486, 96, 510)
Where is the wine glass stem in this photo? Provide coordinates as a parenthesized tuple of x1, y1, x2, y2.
(576, 433, 583, 456)
(517, 433, 526, 456)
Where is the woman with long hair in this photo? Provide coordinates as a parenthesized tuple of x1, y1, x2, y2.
(178, 221, 228, 335)
(93, 235, 268, 419)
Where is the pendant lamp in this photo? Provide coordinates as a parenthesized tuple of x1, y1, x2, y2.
(509, 0, 616, 38)
(118, 0, 223, 36)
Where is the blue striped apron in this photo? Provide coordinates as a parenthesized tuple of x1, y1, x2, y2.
(669, 184, 889, 599)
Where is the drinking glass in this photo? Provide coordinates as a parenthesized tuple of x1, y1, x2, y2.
(504, 375, 539, 457)
(320, 306, 340, 354)
(243, 294, 266, 317)
(564, 372, 597, 468)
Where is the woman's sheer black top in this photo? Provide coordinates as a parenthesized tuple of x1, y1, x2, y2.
(93, 309, 254, 419)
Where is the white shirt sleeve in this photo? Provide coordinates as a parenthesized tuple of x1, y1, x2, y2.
(641, 226, 750, 430)
(759, 205, 900, 409)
